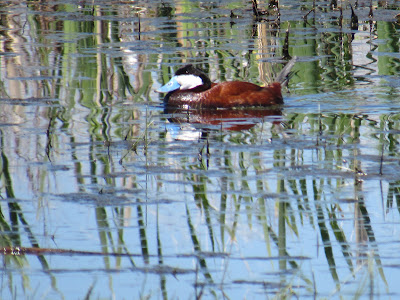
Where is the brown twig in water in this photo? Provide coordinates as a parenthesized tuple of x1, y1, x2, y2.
(2, 246, 132, 257)
(282, 29, 291, 60)
(206, 138, 210, 169)
(303, 8, 314, 22)
(252, 0, 269, 19)
(45, 116, 54, 162)
(350, 4, 358, 30)
(379, 143, 384, 175)
(137, 12, 141, 40)
(368, 2, 373, 19)
(252, 0, 259, 18)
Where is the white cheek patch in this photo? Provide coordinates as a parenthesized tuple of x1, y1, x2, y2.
(176, 74, 203, 90)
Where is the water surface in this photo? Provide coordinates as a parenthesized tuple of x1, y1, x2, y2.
(1, 0, 400, 299)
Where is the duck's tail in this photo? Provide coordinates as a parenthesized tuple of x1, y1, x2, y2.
(275, 56, 298, 86)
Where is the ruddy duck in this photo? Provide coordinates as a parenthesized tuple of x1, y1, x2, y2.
(158, 59, 296, 109)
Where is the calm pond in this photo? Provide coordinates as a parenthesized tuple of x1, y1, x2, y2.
(1, 0, 400, 299)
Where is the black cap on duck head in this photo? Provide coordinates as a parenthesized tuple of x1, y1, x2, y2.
(175, 64, 203, 76)
(158, 64, 212, 93)
(175, 64, 212, 89)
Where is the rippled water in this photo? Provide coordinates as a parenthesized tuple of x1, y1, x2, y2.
(1, 0, 400, 299)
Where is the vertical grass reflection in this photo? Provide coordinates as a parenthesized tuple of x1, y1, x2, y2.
(185, 204, 213, 283)
(180, 111, 398, 296)
(2, 0, 400, 298)
(0, 130, 63, 296)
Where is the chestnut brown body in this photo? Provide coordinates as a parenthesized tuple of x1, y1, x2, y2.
(165, 81, 283, 109)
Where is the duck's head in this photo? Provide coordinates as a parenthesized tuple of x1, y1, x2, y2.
(158, 64, 212, 93)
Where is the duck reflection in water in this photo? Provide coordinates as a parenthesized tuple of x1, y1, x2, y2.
(164, 106, 282, 132)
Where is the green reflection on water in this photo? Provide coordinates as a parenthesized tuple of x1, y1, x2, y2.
(1, 0, 400, 299)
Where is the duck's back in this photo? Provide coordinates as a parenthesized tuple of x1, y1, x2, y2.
(166, 81, 283, 109)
